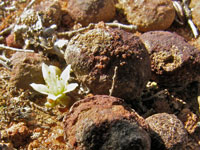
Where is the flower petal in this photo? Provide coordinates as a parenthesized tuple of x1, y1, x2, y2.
(47, 93, 63, 100)
(49, 65, 61, 77)
(30, 83, 49, 95)
(60, 64, 71, 84)
(63, 83, 78, 93)
(42, 63, 52, 86)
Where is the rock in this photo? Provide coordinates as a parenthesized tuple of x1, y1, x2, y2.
(65, 0, 116, 26)
(0, 142, 13, 150)
(6, 33, 22, 48)
(145, 113, 188, 150)
(18, 0, 61, 27)
(63, 95, 151, 150)
(178, 108, 198, 134)
(10, 52, 49, 90)
(140, 31, 200, 88)
(1, 122, 31, 148)
(33, 0, 62, 27)
(118, 0, 175, 32)
(190, 0, 200, 31)
(64, 25, 151, 100)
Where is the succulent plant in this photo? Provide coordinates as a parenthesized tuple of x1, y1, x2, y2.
(30, 63, 78, 107)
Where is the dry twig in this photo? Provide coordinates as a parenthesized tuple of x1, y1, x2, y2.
(0, 44, 34, 52)
(109, 66, 118, 96)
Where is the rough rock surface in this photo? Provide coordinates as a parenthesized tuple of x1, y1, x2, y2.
(140, 31, 200, 88)
(63, 95, 151, 150)
(190, 0, 200, 31)
(145, 113, 188, 150)
(117, 0, 175, 32)
(65, 25, 151, 100)
(0, 122, 31, 148)
(34, 0, 61, 27)
(65, 0, 116, 26)
(18, 0, 61, 27)
(10, 52, 49, 90)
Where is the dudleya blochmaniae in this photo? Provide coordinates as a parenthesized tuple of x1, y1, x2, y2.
(30, 63, 78, 107)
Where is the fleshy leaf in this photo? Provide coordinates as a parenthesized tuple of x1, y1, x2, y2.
(60, 64, 71, 84)
(30, 83, 49, 95)
(63, 83, 78, 94)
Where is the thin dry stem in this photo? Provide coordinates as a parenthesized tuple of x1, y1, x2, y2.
(109, 66, 118, 96)
(105, 22, 137, 31)
(0, 44, 34, 52)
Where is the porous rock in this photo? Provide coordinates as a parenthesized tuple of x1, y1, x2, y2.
(140, 31, 200, 88)
(118, 0, 175, 32)
(145, 113, 188, 150)
(10, 52, 49, 90)
(63, 95, 151, 150)
(64, 25, 151, 100)
(65, 0, 116, 26)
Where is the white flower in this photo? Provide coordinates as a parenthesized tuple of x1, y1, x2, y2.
(30, 63, 78, 107)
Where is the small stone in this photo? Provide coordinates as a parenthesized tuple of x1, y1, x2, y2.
(10, 52, 49, 90)
(0, 142, 13, 150)
(140, 31, 200, 88)
(34, 0, 62, 27)
(1, 122, 31, 148)
(6, 33, 22, 48)
(145, 113, 188, 150)
(63, 95, 151, 150)
(18, 0, 61, 27)
(65, 25, 151, 100)
(178, 108, 198, 134)
(118, 0, 175, 32)
(65, 0, 116, 26)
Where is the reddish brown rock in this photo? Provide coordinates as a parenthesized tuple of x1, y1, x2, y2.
(63, 95, 151, 150)
(64, 25, 151, 100)
(65, 0, 116, 26)
(6, 33, 22, 48)
(1, 122, 31, 148)
(118, 0, 175, 32)
(146, 113, 188, 150)
(10, 52, 49, 90)
(140, 31, 200, 88)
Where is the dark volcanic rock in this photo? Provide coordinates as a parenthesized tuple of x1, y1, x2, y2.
(65, 0, 116, 26)
(140, 31, 200, 88)
(64, 25, 151, 100)
(145, 113, 188, 150)
(10, 52, 49, 90)
(63, 95, 151, 150)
